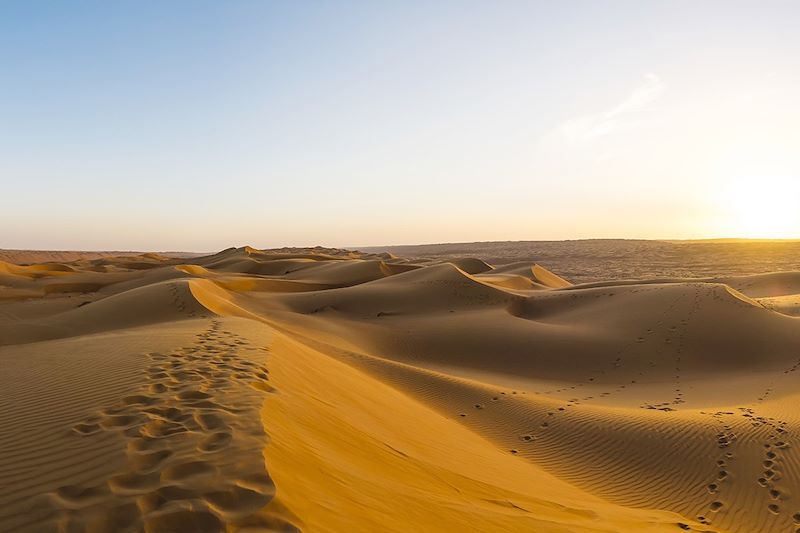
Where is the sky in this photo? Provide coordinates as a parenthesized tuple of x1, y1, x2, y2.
(1, 1, 799, 251)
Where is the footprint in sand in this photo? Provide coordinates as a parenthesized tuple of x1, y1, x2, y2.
(56, 321, 285, 531)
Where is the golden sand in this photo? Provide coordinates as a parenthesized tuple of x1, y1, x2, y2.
(2, 246, 800, 532)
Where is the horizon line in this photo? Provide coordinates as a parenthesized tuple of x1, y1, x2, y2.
(3, 236, 800, 255)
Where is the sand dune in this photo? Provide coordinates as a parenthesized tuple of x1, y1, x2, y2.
(363, 239, 800, 284)
(2, 245, 800, 532)
(0, 249, 201, 265)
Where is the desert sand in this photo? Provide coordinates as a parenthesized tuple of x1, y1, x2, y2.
(2, 245, 800, 532)
(363, 239, 800, 284)
(0, 250, 202, 265)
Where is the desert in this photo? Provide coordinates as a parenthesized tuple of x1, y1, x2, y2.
(2, 242, 800, 532)
(3, 1, 800, 531)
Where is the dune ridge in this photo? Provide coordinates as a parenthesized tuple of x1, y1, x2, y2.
(2, 245, 800, 532)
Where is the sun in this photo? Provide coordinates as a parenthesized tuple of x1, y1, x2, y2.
(711, 143, 800, 239)
(720, 177, 798, 238)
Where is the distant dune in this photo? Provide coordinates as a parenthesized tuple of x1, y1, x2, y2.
(0, 249, 203, 265)
(362, 239, 800, 284)
(2, 244, 800, 532)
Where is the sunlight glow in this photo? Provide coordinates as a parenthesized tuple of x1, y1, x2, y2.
(712, 143, 800, 238)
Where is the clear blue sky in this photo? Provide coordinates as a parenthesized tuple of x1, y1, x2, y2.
(2, 1, 799, 251)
